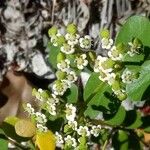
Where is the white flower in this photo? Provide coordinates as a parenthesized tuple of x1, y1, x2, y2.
(57, 59, 70, 72)
(101, 38, 113, 49)
(35, 112, 47, 124)
(35, 88, 45, 101)
(93, 55, 102, 72)
(98, 71, 108, 82)
(8, 143, 16, 149)
(128, 42, 141, 57)
(108, 46, 123, 61)
(60, 43, 75, 54)
(65, 33, 79, 46)
(64, 135, 77, 148)
(107, 73, 116, 85)
(68, 120, 78, 131)
(94, 55, 113, 73)
(46, 101, 56, 116)
(51, 36, 58, 47)
(24, 103, 35, 115)
(48, 94, 59, 104)
(121, 70, 135, 84)
(91, 125, 101, 137)
(114, 89, 126, 97)
(79, 35, 91, 49)
(66, 71, 78, 83)
(37, 124, 48, 132)
(77, 126, 90, 136)
(75, 54, 88, 70)
(65, 103, 76, 121)
(55, 132, 64, 148)
(52, 80, 68, 96)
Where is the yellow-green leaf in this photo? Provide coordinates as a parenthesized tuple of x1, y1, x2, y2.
(15, 120, 36, 137)
(36, 130, 56, 150)
(4, 116, 19, 126)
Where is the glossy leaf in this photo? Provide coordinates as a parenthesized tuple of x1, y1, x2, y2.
(104, 106, 126, 126)
(126, 60, 150, 101)
(116, 16, 150, 47)
(84, 83, 112, 118)
(84, 73, 102, 101)
(65, 84, 78, 103)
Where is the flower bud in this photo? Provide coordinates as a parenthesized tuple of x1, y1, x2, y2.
(32, 88, 38, 96)
(88, 51, 96, 62)
(101, 59, 115, 70)
(57, 36, 65, 46)
(117, 91, 127, 101)
(67, 24, 77, 34)
(57, 52, 65, 63)
(48, 26, 58, 37)
(100, 29, 110, 39)
(111, 80, 121, 91)
(56, 71, 66, 80)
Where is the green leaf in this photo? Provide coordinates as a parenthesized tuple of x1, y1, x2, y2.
(4, 116, 19, 126)
(84, 82, 112, 118)
(48, 42, 60, 69)
(0, 138, 8, 150)
(2, 120, 29, 142)
(128, 132, 142, 150)
(112, 130, 129, 150)
(126, 60, 150, 101)
(116, 16, 150, 47)
(84, 73, 102, 101)
(122, 110, 142, 129)
(64, 84, 78, 104)
(104, 106, 126, 126)
(122, 53, 144, 63)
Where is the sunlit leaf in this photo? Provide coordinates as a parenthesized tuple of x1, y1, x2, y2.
(36, 130, 56, 150)
(15, 120, 36, 138)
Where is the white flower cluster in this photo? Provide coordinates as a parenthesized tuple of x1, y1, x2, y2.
(93, 38, 129, 100)
(94, 55, 115, 84)
(128, 42, 141, 57)
(54, 59, 78, 96)
(65, 103, 76, 122)
(101, 38, 113, 49)
(79, 35, 91, 49)
(108, 46, 123, 61)
(75, 54, 88, 70)
(36, 123, 48, 132)
(51, 33, 61, 47)
(77, 126, 90, 137)
(24, 103, 35, 115)
(90, 125, 101, 137)
(65, 33, 79, 46)
(35, 112, 47, 132)
(64, 135, 77, 148)
(52, 80, 69, 96)
(45, 93, 60, 116)
(121, 69, 138, 84)
(24, 103, 48, 132)
(57, 59, 70, 72)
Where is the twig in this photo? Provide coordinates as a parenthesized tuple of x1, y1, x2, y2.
(51, 0, 56, 24)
